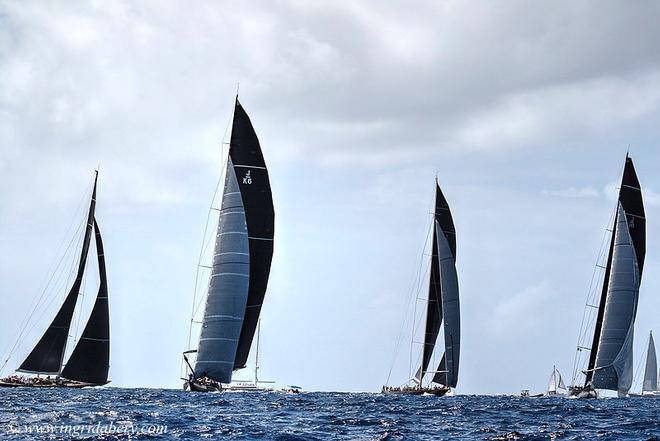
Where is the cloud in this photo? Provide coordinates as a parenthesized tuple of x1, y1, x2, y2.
(544, 186, 600, 199)
(2, 0, 660, 393)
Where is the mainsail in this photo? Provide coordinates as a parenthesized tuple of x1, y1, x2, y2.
(585, 155, 645, 395)
(194, 98, 274, 383)
(417, 182, 460, 388)
(16, 172, 110, 384)
(642, 331, 658, 393)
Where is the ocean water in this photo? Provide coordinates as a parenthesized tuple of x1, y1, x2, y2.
(1, 388, 659, 440)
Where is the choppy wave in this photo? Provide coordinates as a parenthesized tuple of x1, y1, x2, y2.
(1, 388, 660, 440)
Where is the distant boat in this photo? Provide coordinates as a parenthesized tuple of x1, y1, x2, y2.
(569, 155, 645, 399)
(183, 97, 275, 393)
(382, 180, 460, 397)
(0, 171, 110, 388)
(629, 331, 659, 397)
(547, 366, 566, 396)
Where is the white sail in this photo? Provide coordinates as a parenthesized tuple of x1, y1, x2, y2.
(642, 332, 658, 393)
(547, 367, 566, 393)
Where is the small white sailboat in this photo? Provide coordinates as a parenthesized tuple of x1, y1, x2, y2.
(629, 331, 660, 397)
(547, 366, 567, 396)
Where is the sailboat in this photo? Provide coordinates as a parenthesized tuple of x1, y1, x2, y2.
(382, 180, 460, 397)
(569, 154, 645, 399)
(629, 331, 659, 397)
(547, 366, 566, 396)
(0, 171, 110, 388)
(183, 97, 274, 393)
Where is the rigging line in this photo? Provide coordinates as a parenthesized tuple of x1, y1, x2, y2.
(571, 189, 618, 385)
(0, 212, 87, 375)
(404, 196, 435, 383)
(0, 177, 92, 374)
(186, 102, 234, 353)
(14, 216, 84, 358)
(386, 219, 432, 385)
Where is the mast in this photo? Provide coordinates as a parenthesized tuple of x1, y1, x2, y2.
(585, 155, 645, 387)
(18, 172, 98, 375)
(255, 319, 260, 384)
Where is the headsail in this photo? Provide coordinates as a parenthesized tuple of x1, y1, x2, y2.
(193, 98, 274, 383)
(586, 155, 645, 388)
(60, 218, 110, 385)
(434, 220, 460, 388)
(591, 203, 640, 394)
(194, 158, 250, 383)
(18, 173, 98, 375)
(642, 331, 658, 393)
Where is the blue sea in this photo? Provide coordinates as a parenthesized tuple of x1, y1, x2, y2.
(1, 388, 659, 440)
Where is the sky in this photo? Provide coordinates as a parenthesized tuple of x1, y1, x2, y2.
(1, 1, 660, 395)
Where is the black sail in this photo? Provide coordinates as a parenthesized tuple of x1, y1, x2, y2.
(18, 173, 98, 374)
(61, 218, 110, 385)
(432, 354, 447, 385)
(419, 183, 456, 377)
(230, 99, 275, 370)
(585, 154, 645, 385)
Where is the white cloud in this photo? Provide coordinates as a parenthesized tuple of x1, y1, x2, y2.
(544, 186, 600, 199)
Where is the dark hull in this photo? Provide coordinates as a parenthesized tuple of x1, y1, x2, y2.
(187, 380, 222, 393)
(382, 387, 449, 397)
(568, 386, 598, 399)
(0, 380, 107, 389)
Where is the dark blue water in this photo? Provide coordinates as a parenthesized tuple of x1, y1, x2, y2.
(1, 388, 659, 440)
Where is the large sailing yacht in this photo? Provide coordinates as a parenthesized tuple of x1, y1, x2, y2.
(183, 97, 275, 393)
(569, 154, 645, 398)
(382, 180, 461, 397)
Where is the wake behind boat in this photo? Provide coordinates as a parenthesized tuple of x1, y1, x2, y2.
(182, 97, 275, 393)
(0, 171, 110, 389)
(382, 180, 460, 397)
(569, 154, 645, 399)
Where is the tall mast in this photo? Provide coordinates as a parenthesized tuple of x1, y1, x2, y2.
(255, 319, 260, 384)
